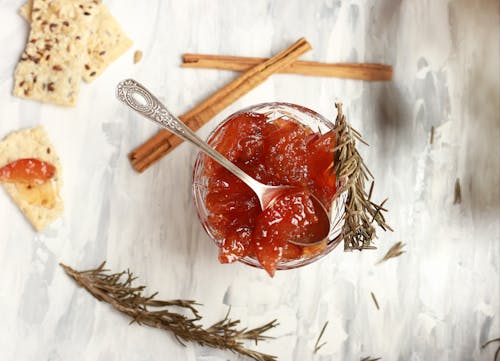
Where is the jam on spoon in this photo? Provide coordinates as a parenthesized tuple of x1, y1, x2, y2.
(252, 189, 330, 276)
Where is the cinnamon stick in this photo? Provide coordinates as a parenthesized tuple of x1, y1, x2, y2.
(182, 54, 392, 81)
(129, 38, 312, 172)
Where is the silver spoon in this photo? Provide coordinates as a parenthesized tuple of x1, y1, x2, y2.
(116, 79, 330, 246)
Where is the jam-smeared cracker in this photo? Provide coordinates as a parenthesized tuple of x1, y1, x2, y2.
(0, 127, 63, 231)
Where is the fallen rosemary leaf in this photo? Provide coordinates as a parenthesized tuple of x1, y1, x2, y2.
(430, 126, 435, 144)
(361, 357, 381, 361)
(370, 292, 380, 310)
(332, 103, 392, 251)
(60, 262, 278, 361)
(481, 337, 500, 361)
(454, 178, 462, 204)
(376, 242, 405, 265)
(314, 321, 328, 354)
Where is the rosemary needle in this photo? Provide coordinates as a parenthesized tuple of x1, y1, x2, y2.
(376, 242, 406, 265)
(454, 178, 462, 204)
(314, 321, 328, 353)
(370, 292, 380, 310)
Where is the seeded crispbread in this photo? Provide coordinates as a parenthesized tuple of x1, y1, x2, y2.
(81, 4, 132, 82)
(20, 0, 132, 83)
(0, 127, 63, 232)
(13, 0, 100, 106)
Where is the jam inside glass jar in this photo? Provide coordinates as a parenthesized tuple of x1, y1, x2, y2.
(193, 103, 345, 276)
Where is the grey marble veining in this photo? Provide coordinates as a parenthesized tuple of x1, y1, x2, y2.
(0, 0, 499, 360)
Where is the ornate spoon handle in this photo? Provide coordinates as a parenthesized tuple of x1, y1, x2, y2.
(116, 79, 190, 138)
(116, 79, 262, 190)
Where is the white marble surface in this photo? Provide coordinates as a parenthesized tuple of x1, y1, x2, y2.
(0, 0, 499, 360)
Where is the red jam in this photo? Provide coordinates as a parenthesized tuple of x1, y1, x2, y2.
(202, 111, 337, 276)
(0, 158, 56, 185)
(0, 158, 58, 209)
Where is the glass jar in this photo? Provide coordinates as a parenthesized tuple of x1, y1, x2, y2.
(192, 102, 345, 272)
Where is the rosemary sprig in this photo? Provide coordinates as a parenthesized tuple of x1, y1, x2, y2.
(313, 321, 328, 353)
(60, 262, 278, 361)
(376, 241, 406, 265)
(370, 292, 380, 310)
(361, 357, 381, 361)
(332, 103, 392, 251)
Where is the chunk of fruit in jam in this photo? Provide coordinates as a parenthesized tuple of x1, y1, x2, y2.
(0, 158, 56, 185)
(307, 130, 337, 205)
(263, 120, 309, 186)
(208, 112, 267, 163)
(205, 161, 261, 234)
(252, 189, 322, 277)
(203, 111, 337, 277)
(218, 228, 252, 264)
(307, 130, 335, 177)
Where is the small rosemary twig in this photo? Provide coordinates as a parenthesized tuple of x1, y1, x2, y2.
(61, 262, 278, 361)
(376, 242, 405, 265)
(332, 103, 392, 251)
(314, 321, 328, 353)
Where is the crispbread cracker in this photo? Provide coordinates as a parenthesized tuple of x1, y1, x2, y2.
(0, 127, 63, 231)
(13, 0, 100, 106)
(82, 4, 132, 82)
(20, 0, 132, 83)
